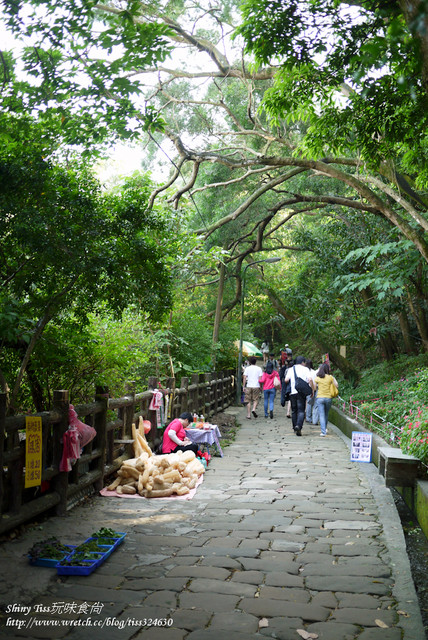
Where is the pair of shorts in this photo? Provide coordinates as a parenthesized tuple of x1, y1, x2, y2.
(244, 387, 261, 403)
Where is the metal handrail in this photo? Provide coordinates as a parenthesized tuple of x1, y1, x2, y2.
(334, 396, 428, 471)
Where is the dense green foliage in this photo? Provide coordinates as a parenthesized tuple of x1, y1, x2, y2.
(236, 0, 428, 186)
(0, 116, 179, 410)
(337, 354, 428, 464)
(0, 0, 427, 415)
(1, 0, 172, 149)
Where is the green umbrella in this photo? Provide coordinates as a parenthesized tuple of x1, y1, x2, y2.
(234, 340, 263, 358)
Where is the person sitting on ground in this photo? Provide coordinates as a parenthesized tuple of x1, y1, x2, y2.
(243, 356, 263, 419)
(161, 412, 199, 454)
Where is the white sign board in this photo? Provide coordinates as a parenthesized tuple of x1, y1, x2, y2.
(350, 431, 372, 463)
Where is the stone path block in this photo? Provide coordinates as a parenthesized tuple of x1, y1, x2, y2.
(258, 585, 310, 603)
(178, 592, 240, 613)
(168, 608, 211, 631)
(305, 575, 391, 595)
(185, 631, 261, 640)
(166, 566, 230, 580)
(306, 622, 361, 639)
(239, 598, 330, 622)
(230, 570, 265, 584)
(335, 593, 381, 609)
(209, 611, 259, 633)
(264, 571, 304, 588)
(142, 590, 178, 608)
(301, 562, 391, 578)
(331, 607, 397, 626)
(136, 629, 187, 639)
(187, 578, 256, 597)
(356, 628, 403, 639)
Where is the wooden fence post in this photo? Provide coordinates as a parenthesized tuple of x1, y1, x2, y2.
(213, 371, 219, 415)
(147, 376, 159, 437)
(204, 373, 211, 418)
(197, 374, 204, 418)
(0, 394, 6, 520)
(124, 382, 136, 439)
(191, 374, 199, 415)
(52, 390, 70, 516)
(180, 377, 189, 414)
(94, 385, 109, 492)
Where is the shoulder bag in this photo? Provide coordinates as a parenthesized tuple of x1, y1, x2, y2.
(329, 376, 339, 398)
(293, 366, 312, 397)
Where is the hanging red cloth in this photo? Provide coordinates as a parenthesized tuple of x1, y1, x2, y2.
(59, 427, 80, 472)
(69, 404, 96, 447)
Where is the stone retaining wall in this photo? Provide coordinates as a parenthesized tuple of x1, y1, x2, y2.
(330, 405, 428, 540)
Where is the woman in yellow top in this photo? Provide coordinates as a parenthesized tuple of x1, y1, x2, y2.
(315, 363, 338, 437)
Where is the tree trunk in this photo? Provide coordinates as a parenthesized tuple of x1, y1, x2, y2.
(407, 293, 428, 352)
(398, 308, 418, 354)
(212, 262, 226, 367)
(399, 0, 428, 96)
(26, 363, 46, 412)
(379, 333, 397, 360)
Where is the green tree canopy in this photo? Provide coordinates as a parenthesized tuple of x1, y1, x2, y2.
(0, 115, 176, 408)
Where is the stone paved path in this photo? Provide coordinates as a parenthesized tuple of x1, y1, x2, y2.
(0, 401, 425, 640)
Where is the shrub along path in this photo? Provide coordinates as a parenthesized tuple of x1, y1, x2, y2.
(0, 400, 424, 640)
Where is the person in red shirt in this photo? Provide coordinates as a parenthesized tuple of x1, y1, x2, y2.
(259, 361, 281, 419)
(161, 412, 199, 454)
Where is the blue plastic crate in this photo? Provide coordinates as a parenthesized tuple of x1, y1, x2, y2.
(56, 557, 99, 576)
(56, 533, 126, 575)
(29, 545, 76, 568)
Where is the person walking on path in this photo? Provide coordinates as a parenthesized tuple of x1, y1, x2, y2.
(259, 361, 281, 418)
(267, 352, 279, 371)
(305, 359, 319, 425)
(261, 341, 270, 364)
(243, 356, 263, 418)
(284, 355, 315, 435)
(279, 350, 294, 418)
(315, 362, 339, 436)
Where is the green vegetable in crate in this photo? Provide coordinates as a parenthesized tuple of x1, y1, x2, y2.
(91, 527, 118, 538)
(28, 537, 71, 561)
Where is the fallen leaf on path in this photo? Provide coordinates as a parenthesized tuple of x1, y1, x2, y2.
(296, 630, 318, 639)
(258, 618, 269, 628)
(375, 619, 389, 628)
(397, 610, 410, 617)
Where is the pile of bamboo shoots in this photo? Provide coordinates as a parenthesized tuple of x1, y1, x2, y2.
(106, 417, 205, 497)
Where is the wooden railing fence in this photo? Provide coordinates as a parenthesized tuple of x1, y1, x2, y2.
(0, 369, 235, 535)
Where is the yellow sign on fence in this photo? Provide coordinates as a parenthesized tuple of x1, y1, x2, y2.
(25, 416, 42, 488)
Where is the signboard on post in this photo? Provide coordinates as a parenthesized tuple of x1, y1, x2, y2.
(350, 431, 372, 463)
(25, 416, 42, 488)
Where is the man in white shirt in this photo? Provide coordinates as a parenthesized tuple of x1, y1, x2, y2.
(284, 355, 315, 436)
(243, 357, 263, 419)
